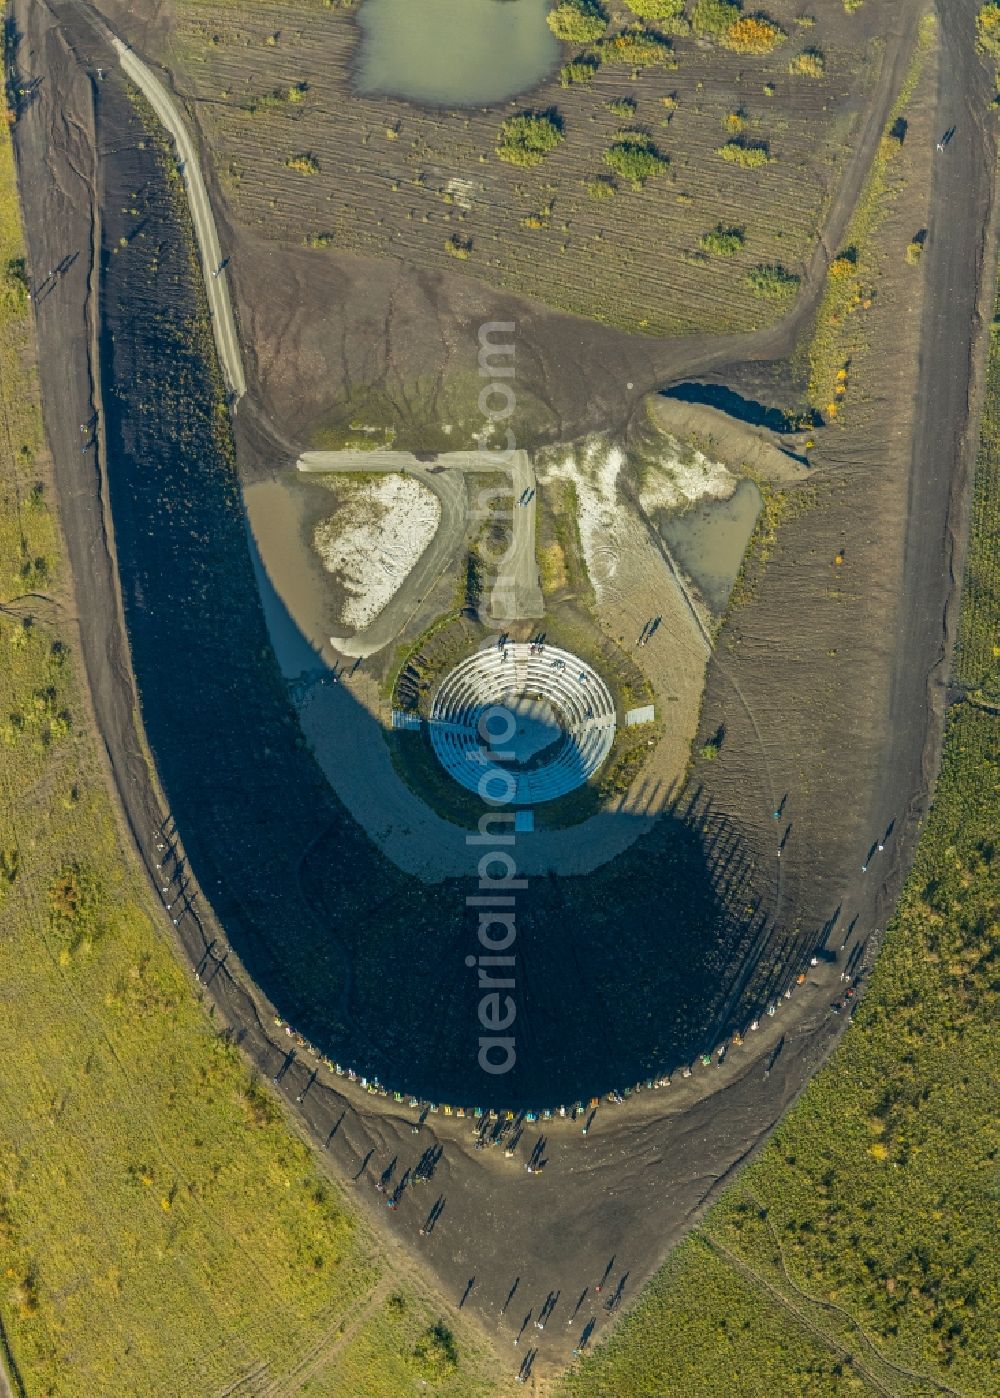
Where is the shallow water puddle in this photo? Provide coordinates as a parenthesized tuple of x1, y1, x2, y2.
(353, 0, 559, 106)
(657, 479, 762, 612)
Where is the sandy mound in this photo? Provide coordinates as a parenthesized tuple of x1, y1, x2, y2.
(313, 474, 440, 629)
(639, 434, 738, 513)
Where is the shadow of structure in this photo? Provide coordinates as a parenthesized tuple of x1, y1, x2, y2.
(97, 71, 825, 1110)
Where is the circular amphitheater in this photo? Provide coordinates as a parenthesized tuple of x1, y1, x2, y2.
(429, 643, 617, 805)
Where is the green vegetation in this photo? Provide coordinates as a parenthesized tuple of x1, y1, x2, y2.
(248, 80, 307, 113)
(689, 0, 784, 51)
(789, 47, 825, 76)
(745, 262, 799, 299)
(587, 174, 617, 198)
(603, 131, 669, 187)
(905, 237, 924, 265)
(564, 273, 1000, 1398)
(285, 150, 319, 174)
(699, 223, 745, 255)
(410, 1322, 460, 1382)
(560, 54, 600, 86)
(691, 0, 741, 39)
(625, 0, 689, 30)
(976, 2, 1000, 59)
(722, 15, 785, 54)
(444, 232, 472, 258)
(955, 311, 1000, 704)
(716, 138, 773, 167)
(606, 96, 637, 117)
(597, 25, 675, 67)
(495, 110, 564, 167)
(547, 0, 608, 44)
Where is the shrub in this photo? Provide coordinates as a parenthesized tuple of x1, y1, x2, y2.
(598, 25, 675, 66)
(844, 0, 864, 11)
(789, 47, 825, 76)
(828, 249, 857, 278)
(604, 131, 669, 187)
(587, 175, 618, 198)
(444, 234, 472, 259)
(606, 97, 637, 116)
(496, 111, 564, 167)
(547, 0, 608, 43)
(691, 0, 740, 38)
(746, 263, 800, 299)
(700, 223, 745, 255)
(977, 2, 1000, 58)
(625, 0, 690, 32)
(1, 256, 29, 312)
(905, 239, 924, 265)
(723, 109, 746, 133)
(716, 139, 773, 167)
(285, 152, 319, 174)
(560, 56, 600, 85)
(723, 16, 785, 53)
(410, 1323, 458, 1381)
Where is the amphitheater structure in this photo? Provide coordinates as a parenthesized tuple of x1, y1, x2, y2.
(429, 643, 617, 805)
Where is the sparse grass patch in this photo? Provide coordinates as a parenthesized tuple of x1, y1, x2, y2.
(807, 13, 936, 411)
(977, 2, 1000, 59)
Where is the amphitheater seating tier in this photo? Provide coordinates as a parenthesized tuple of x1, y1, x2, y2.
(428, 643, 616, 805)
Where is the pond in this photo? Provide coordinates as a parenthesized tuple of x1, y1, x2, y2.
(657, 479, 762, 613)
(662, 383, 798, 435)
(353, 0, 560, 106)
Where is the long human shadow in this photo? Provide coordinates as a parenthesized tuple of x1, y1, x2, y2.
(96, 71, 822, 1110)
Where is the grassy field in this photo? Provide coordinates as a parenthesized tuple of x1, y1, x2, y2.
(169, 0, 884, 335)
(563, 292, 1000, 1398)
(0, 107, 492, 1398)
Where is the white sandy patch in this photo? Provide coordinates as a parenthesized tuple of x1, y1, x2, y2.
(640, 433, 738, 513)
(313, 474, 440, 630)
(539, 437, 626, 599)
(445, 176, 476, 210)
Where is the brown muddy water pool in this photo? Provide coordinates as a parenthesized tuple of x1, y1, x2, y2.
(657, 479, 762, 612)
